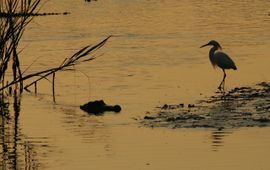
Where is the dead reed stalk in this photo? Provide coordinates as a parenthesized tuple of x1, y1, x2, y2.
(0, 36, 112, 92)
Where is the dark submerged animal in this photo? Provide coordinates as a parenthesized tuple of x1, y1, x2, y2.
(80, 100, 121, 115)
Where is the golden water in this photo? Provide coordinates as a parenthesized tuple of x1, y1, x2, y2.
(1, 0, 270, 169)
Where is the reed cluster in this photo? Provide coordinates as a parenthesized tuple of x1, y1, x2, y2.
(0, 0, 110, 100)
(0, 0, 41, 92)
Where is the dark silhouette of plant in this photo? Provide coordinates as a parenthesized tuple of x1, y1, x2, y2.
(0, 0, 41, 92)
(0, 0, 111, 100)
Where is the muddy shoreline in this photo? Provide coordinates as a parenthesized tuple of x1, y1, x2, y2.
(142, 82, 270, 129)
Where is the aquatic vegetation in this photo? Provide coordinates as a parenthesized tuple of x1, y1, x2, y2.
(0, 0, 110, 102)
(0, 0, 41, 92)
(0, 35, 112, 102)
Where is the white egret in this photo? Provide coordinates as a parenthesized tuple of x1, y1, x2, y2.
(200, 40, 237, 91)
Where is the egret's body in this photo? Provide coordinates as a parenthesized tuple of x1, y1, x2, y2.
(200, 40, 237, 90)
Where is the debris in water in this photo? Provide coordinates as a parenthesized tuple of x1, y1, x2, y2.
(144, 116, 156, 120)
(160, 103, 185, 110)
(188, 104, 195, 108)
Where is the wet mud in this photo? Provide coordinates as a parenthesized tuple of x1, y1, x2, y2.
(142, 82, 270, 129)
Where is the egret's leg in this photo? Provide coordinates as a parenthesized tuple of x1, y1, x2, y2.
(222, 69, 226, 90)
(218, 69, 226, 90)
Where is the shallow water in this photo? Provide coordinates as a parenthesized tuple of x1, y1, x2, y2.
(1, 0, 270, 169)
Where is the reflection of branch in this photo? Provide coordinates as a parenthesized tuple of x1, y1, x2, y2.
(0, 36, 112, 92)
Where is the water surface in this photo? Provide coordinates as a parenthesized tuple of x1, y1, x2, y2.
(1, 0, 270, 169)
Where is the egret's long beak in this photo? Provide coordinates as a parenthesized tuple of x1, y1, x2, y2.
(200, 43, 210, 48)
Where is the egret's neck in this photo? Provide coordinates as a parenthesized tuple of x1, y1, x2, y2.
(209, 46, 218, 64)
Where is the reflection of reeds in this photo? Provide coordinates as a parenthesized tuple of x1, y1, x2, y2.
(0, 90, 42, 169)
(0, 0, 41, 92)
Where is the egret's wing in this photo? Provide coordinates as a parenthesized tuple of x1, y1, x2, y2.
(214, 52, 237, 70)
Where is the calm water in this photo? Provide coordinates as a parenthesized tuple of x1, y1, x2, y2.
(1, 0, 270, 169)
